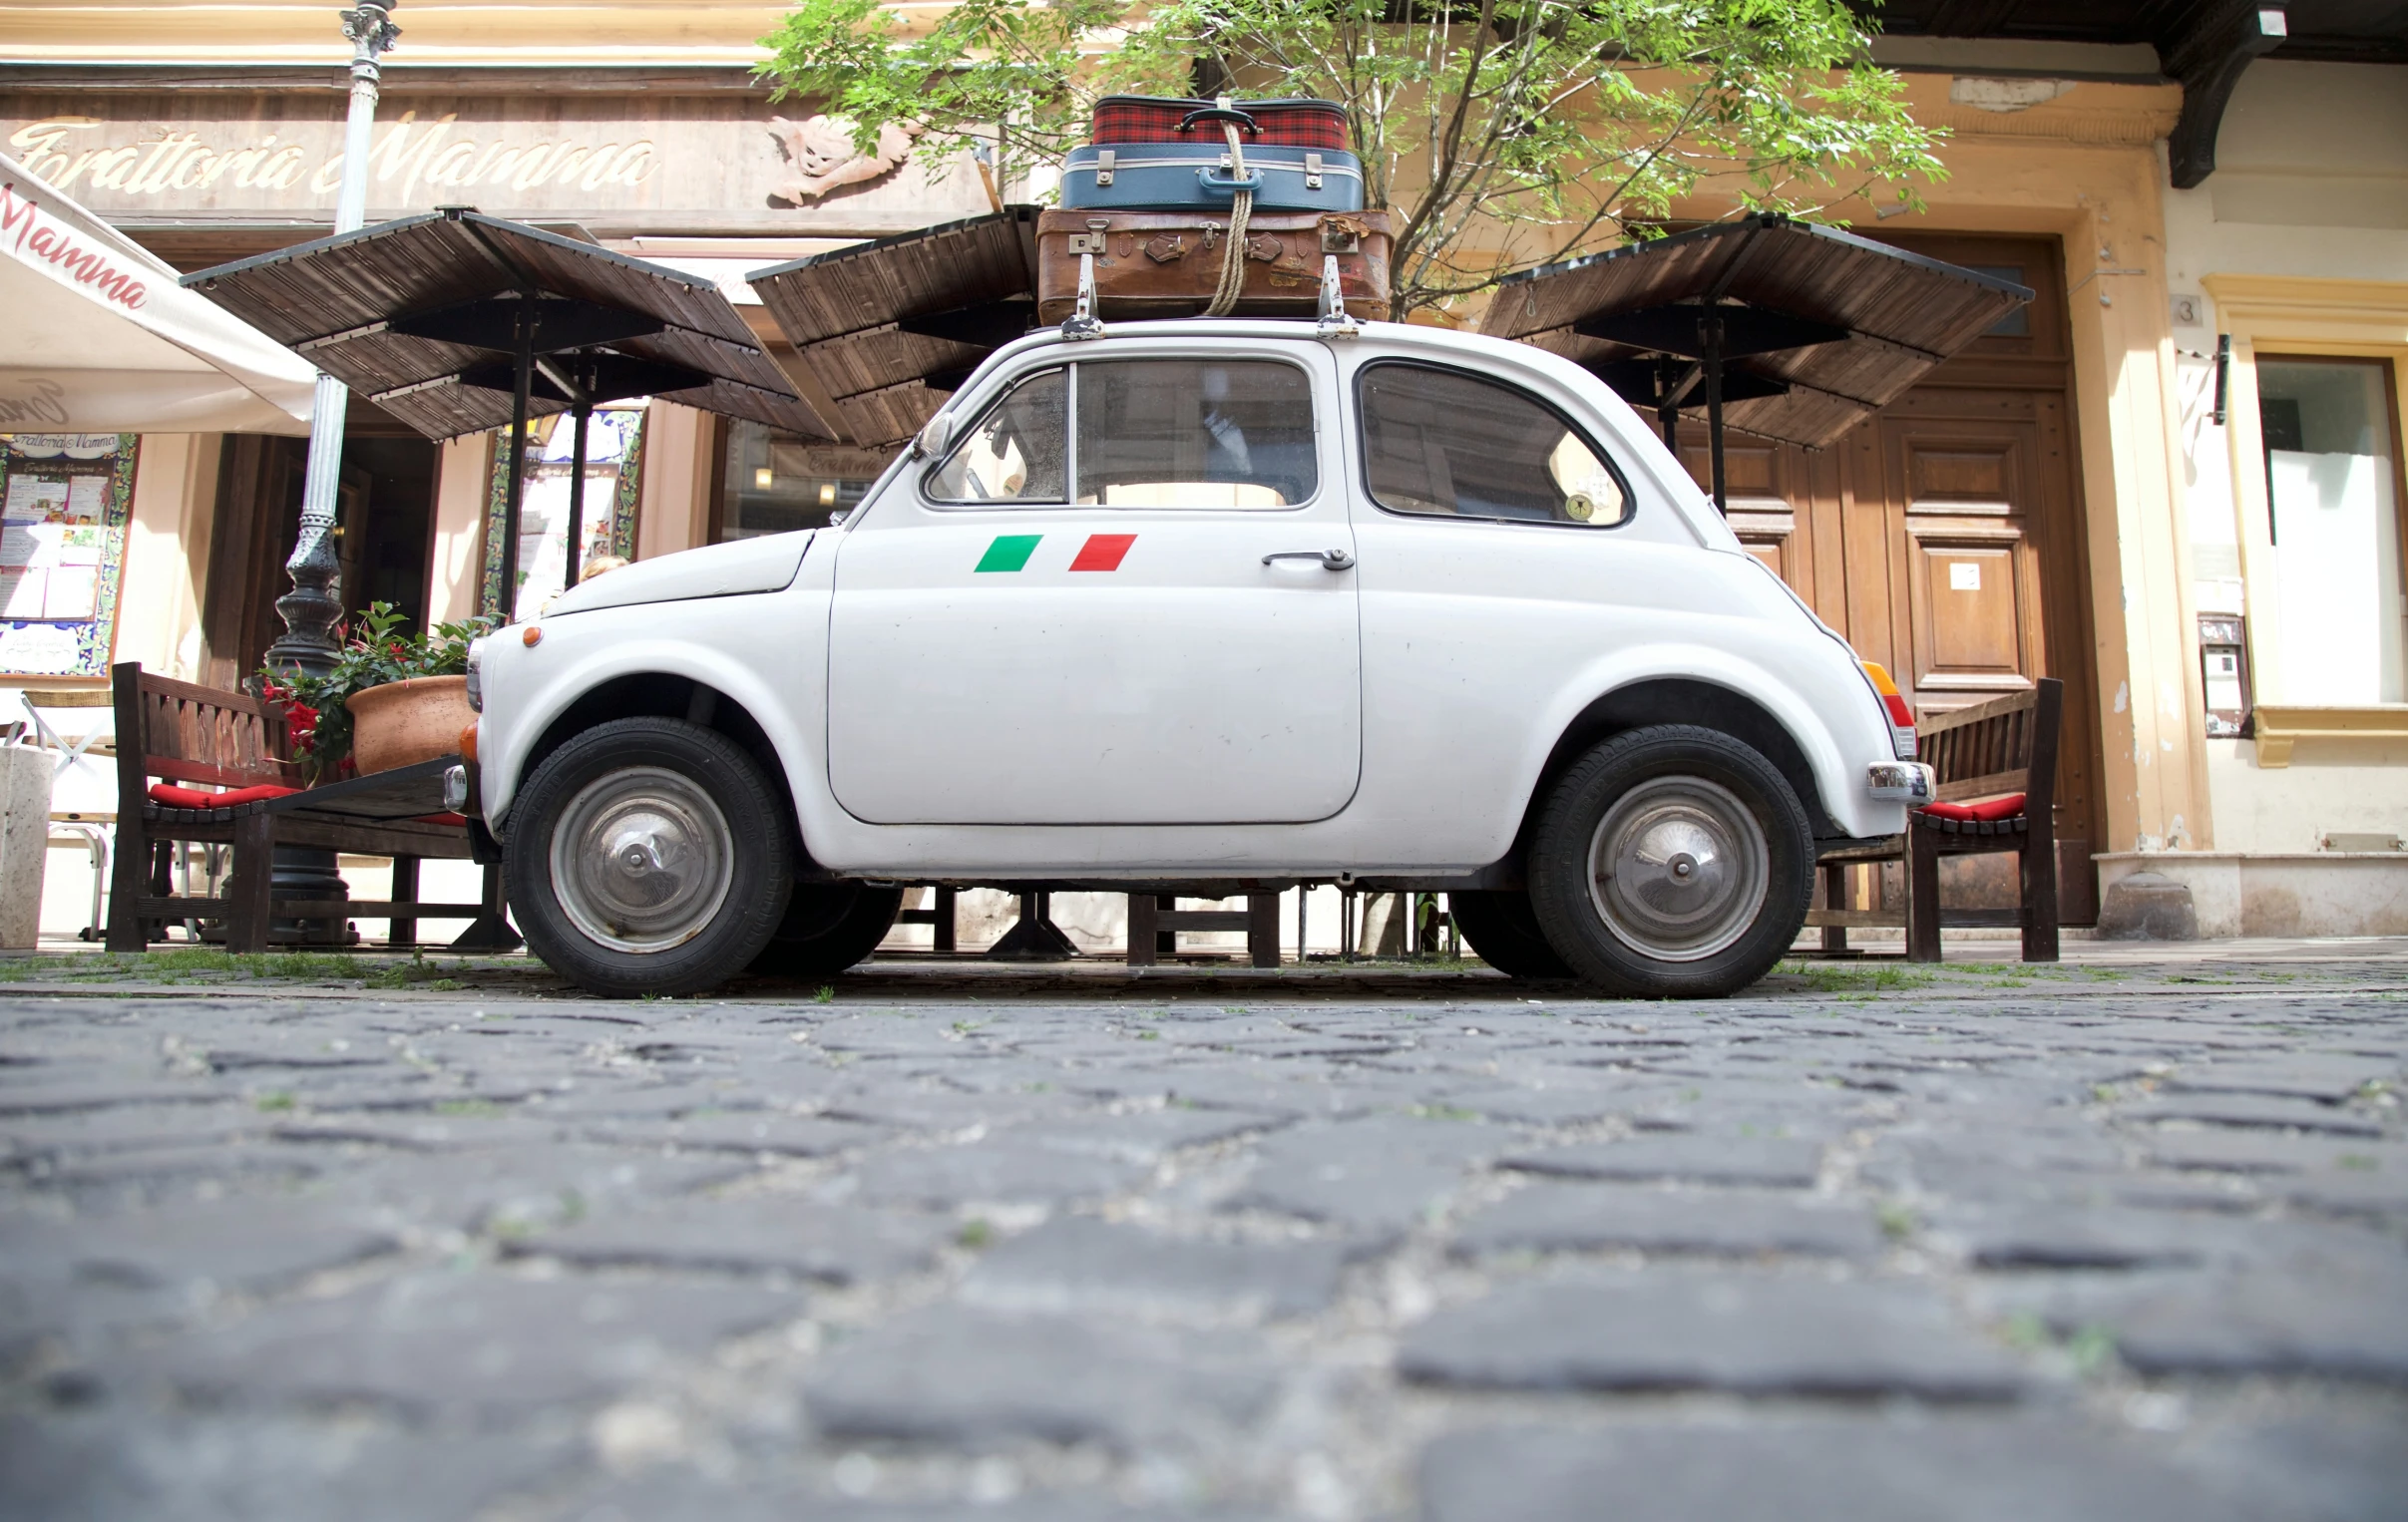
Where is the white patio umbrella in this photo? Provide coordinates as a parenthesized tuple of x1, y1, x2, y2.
(1, 153, 314, 435)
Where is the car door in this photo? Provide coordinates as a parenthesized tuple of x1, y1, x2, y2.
(826, 341, 1362, 826)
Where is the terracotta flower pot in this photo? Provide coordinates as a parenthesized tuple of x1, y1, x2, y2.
(345, 675, 475, 777)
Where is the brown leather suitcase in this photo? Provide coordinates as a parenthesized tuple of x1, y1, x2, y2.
(1034, 207, 1391, 324)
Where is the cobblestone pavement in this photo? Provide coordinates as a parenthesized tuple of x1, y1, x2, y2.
(2, 945, 2405, 1520)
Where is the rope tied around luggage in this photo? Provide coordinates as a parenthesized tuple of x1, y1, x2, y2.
(1204, 101, 1253, 318)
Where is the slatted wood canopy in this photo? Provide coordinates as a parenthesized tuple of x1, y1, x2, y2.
(183, 209, 826, 441)
(747, 206, 1041, 449)
(1479, 213, 2032, 510)
(185, 207, 834, 594)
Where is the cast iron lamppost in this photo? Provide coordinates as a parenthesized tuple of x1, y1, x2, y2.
(264, 0, 399, 675)
(258, 1, 398, 941)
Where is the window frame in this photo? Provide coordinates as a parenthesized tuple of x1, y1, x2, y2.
(1352, 357, 1638, 533)
(916, 354, 1324, 514)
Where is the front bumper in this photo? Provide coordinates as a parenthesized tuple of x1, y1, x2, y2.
(444, 760, 481, 817)
(1865, 761, 1935, 806)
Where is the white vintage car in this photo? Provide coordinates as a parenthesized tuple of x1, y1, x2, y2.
(463, 319, 1933, 999)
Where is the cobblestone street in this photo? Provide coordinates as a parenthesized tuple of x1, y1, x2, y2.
(2, 944, 2404, 1520)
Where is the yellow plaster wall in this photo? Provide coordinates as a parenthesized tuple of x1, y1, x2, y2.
(634, 402, 717, 561)
(426, 433, 491, 626)
(116, 432, 221, 682)
(0, 0, 808, 66)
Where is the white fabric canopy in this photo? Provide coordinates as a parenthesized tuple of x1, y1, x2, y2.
(1, 153, 314, 435)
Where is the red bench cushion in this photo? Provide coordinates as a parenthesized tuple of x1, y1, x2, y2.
(1919, 792, 2025, 823)
(149, 783, 301, 809)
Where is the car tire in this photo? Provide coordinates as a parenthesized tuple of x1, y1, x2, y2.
(1527, 725, 1811, 998)
(1448, 890, 1575, 980)
(748, 882, 904, 980)
(506, 717, 793, 998)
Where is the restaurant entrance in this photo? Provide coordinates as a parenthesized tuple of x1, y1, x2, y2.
(1701, 233, 2105, 922)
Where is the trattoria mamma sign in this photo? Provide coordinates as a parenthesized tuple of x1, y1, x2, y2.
(0, 94, 992, 234)
(0, 178, 149, 314)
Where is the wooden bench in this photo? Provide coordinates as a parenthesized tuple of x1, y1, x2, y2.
(1810, 677, 2063, 963)
(104, 662, 513, 955)
(1127, 894, 1282, 967)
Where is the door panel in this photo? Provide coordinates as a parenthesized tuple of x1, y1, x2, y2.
(1910, 537, 2025, 682)
(828, 513, 1361, 826)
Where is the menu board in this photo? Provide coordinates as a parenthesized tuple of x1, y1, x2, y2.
(481, 407, 646, 621)
(0, 434, 135, 678)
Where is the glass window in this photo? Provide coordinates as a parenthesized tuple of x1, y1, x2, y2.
(925, 369, 1068, 504)
(1359, 363, 1630, 529)
(1074, 359, 1317, 509)
(2257, 357, 2405, 703)
(721, 421, 876, 540)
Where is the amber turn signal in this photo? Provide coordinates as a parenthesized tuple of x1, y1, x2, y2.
(522, 624, 542, 647)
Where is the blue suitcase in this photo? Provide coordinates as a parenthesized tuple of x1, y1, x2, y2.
(1059, 142, 1366, 212)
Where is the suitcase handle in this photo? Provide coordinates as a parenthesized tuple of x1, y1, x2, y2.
(1178, 106, 1260, 135)
(1196, 165, 1265, 195)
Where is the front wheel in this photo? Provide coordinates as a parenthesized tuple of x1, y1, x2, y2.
(506, 717, 793, 998)
(1526, 725, 1811, 998)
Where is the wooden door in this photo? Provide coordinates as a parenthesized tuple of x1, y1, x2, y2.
(1688, 233, 2102, 922)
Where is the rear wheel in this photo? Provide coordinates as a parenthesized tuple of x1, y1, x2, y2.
(506, 718, 792, 998)
(1526, 725, 1811, 998)
(748, 882, 904, 980)
(1448, 890, 1574, 980)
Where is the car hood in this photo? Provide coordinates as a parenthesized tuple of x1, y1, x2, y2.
(544, 531, 814, 616)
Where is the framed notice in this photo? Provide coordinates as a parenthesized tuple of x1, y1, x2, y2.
(0, 433, 135, 679)
(480, 407, 646, 621)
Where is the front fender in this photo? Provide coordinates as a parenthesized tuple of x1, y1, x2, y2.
(476, 591, 826, 831)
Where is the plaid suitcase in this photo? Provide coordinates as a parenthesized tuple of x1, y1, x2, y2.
(1089, 96, 1351, 152)
(1034, 207, 1391, 323)
(1060, 143, 1367, 212)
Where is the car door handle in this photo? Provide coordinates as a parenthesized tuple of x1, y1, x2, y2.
(1262, 549, 1356, 571)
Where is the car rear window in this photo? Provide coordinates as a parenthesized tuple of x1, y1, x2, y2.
(1358, 362, 1631, 529)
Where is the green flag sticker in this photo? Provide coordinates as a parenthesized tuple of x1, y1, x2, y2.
(976, 534, 1042, 572)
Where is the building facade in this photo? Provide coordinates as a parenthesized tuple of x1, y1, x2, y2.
(1, 0, 2402, 941)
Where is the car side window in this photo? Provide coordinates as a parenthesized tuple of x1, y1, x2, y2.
(1075, 359, 1317, 509)
(924, 368, 1067, 504)
(1358, 362, 1631, 529)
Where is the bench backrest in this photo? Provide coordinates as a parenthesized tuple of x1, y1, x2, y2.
(1917, 676, 2063, 813)
(111, 662, 301, 797)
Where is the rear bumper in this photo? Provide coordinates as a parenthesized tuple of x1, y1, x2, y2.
(1865, 761, 1935, 805)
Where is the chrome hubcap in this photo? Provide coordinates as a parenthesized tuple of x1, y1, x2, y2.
(1586, 776, 1769, 962)
(549, 767, 733, 953)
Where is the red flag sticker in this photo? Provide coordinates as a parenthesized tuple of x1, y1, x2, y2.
(1068, 533, 1137, 571)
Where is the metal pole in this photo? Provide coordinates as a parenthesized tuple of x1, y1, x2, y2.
(266, 1, 398, 676)
(499, 300, 533, 619)
(255, 2, 397, 948)
(1702, 310, 1728, 516)
(563, 402, 591, 589)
